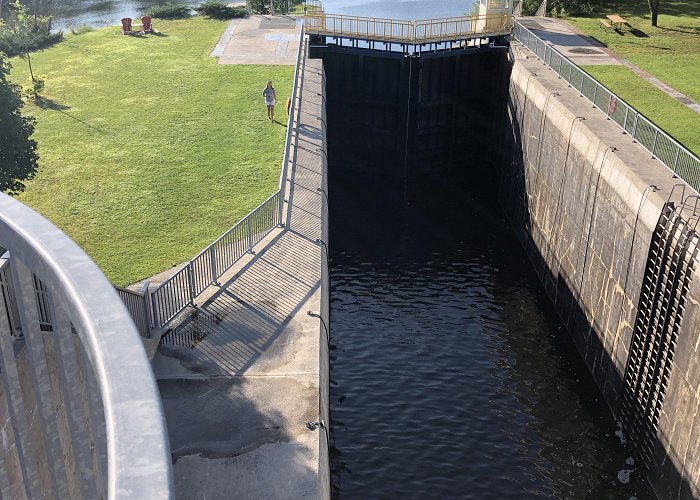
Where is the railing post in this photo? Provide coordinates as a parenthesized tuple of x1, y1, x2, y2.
(210, 246, 219, 285)
(247, 217, 255, 253)
(139, 280, 154, 337)
(651, 129, 659, 158)
(592, 84, 598, 107)
(622, 106, 629, 131)
(146, 288, 156, 337)
(673, 148, 681, 173)
(151, 288, 160, 330)
(186, 262, 196, 305)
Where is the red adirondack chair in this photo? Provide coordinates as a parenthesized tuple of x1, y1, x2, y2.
(141, 16, 154, 33)
(121, 17, 134, 35)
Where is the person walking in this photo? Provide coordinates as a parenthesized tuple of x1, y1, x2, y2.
(263, 80, 277, 122)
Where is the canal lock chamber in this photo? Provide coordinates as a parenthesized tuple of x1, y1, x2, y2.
(311, 39, 697, 499)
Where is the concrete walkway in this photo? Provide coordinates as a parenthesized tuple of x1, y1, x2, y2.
(519, 16, 700, 115)
(152, 50, 328, 498)
(211, 15, 303, 65)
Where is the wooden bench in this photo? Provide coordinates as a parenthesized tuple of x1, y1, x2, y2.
(599, 19, 614, 30)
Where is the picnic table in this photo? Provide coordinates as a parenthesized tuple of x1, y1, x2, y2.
(606, 14, 631, 30)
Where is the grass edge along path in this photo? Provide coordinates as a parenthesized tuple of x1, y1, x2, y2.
(561, 0, 700, 157)
(566, 0, 700, 105)
(11, 18, 293, 286)
(581, 65, 700, 157)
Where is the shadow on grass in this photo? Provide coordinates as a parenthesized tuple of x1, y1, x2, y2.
(36, 97, 106, 133)
(661, 25, 700, 36)
(115, 31, 168, 39)
(35, 96, 70, 111)
(630, 28, 650, 37)
(607, 0, 700, 19)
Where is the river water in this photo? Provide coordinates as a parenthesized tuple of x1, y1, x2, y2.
(46, 0, 470, 30)
(40, 0, 201, 30)
(328, 172, 656, 499)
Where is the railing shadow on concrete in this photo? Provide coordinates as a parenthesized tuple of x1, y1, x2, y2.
(157, 230, 321, 377)
(0, 192, 172, 499)
(512, 21, 700, 193)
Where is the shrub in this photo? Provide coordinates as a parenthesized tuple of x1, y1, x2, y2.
(0, 17, 63, 57)
(196, 1, 246, 19)
(22, 74, 46, 98)
(69, 24, 94, 35)
(0, 54, 39, 194)
(248, 0, 293, 14)
(145, 3, 192, 19)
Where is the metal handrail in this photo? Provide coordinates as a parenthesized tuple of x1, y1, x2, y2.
(0, 192, 172, 499)
(279, 21, 306, 223)
(305, 11, 514, 44)
(150, 192, 280, 329)
(114, 285, 150, 337)
(512, 21, 700, 192)
(129, 28, 309, 332)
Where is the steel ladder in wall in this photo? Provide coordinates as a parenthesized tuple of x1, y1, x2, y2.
(620, 201, 699, 467)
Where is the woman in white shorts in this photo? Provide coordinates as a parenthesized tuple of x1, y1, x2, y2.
(263, 80, 277, 122)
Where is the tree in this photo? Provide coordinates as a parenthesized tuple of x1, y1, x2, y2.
(648, 0, 660, 26)
(2, 1, 41, 89)
(0, 52, 39, 194)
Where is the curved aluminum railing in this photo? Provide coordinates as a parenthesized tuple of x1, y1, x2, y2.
(0, 192, 172, 499)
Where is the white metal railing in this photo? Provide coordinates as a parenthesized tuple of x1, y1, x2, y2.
(0, 192, 172, 499)
(149, 192, 280, 329)
(512, 22, 700, 192)
(120, 26, 307, 333)
(306, 12, 514, 44)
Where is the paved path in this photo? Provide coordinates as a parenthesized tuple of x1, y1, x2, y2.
(152, 50, 327, 499)
(519, 16, 700, 115)
(212, 15, 303, 65)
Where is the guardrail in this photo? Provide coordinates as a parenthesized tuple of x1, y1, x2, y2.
(120, 25, 307, 333)
(306, 12, 514, 44)
(115, 285, 151, 337)
(150, 192, 280, 329)
(512, 22, 700, 192)
(279, 24, 306, 224)
(0, 192, 172, 499)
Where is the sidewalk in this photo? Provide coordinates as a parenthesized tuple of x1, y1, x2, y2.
(211, 14, 303, 65)
(519, 16, 700, 115)
(150, 52, 327, 498)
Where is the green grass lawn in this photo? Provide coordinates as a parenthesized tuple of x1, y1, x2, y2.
(581, 65, 700, 156)
(10, 18, 293, 286)
(567, 0, 700, 104)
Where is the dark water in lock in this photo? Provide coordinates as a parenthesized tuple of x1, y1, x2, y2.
(328, 171, 656, 499)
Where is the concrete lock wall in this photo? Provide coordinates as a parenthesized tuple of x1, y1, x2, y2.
(503, 48, 700, 499)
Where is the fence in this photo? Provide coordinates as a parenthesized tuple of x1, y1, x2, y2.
(306, 12, 514, 44)
(0, 192, 172, 499)
(117, 26, 306, 334)
(115, 285, 150, 337)
(512, 22, 700, 192)
(150, 193, 280, 329)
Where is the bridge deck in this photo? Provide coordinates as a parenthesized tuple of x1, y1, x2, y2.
(152, 55, 326, 499)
